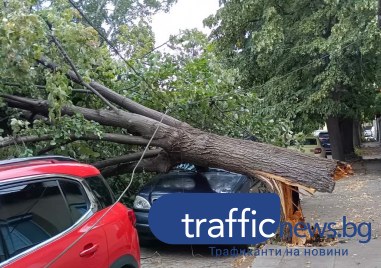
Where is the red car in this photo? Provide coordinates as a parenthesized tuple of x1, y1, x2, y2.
(0, 156, 140, 268)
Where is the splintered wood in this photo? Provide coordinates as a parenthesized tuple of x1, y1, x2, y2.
(333, 162, 353, 181)
(278, 163, 352, 245)
(279, 183, 309, 245)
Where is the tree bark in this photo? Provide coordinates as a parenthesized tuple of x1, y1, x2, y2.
(0, 133, 155, 148)
(92, 149, 162, 169)
(171, 128, 339, 192)
(353, 120, 361, 148)
(326, 117, 345, 161)
(340, 118, 354, 155)
(100, 152, 175, 177)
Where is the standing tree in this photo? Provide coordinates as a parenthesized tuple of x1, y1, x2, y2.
(205, 0, 381, 160)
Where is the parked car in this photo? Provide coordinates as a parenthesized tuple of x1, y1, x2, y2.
(317, 131, 331, 155)
(364, 129, 373, 137)
(133, 166, 267, 242)
(363, 129, 376, 141)
(0, 156, 140, 268)
(289, 136, 326, 158)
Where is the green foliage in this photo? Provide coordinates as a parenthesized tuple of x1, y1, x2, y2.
(108, 172, 153, 207)
(129, 29, 299, 145)
(0, 0, 330, 198)
(206, 0, 381, 129)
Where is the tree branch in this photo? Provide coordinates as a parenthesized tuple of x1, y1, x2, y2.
(49, 34, 120, 112)
(87, 80, 191, 128)
(0, 80, 87, 93)
(0, 135, 52, 148)
(72, 89, 92, 94)
(0, 81, 45, 89)
(36, 57, 189, 128)
(0, 133, 156, 149)
(2, 94, 172, 144)
(92, 148, 162, 169)
(37, 139, 73, 155)
(100, 151, 176, 177)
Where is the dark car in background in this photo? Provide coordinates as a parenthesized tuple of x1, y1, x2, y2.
(133, 166, 267, 243)
(318, 131, 331, 156)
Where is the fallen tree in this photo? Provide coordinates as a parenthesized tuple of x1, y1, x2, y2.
(2, 58, 353, 193)
(2, 82, 351, 193)
(1, 56, 354, 244)
(0, 2, 353, 244)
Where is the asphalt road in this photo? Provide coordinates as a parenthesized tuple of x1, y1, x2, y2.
(141, 243, 254, 268)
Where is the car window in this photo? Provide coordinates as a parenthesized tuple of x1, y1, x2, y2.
(59, 180, 89, 223)
(320, 138, 330, 144)
(173, 163, 197, 171)
(157, 177, 196, 190)
(85, 176, 115, 209)
(0, 234, 5, 262)
(203, 173, 244, 193)
(303, 138, 318, 145)
(318, 133, 329, 139)
(0, 180, 73, 260)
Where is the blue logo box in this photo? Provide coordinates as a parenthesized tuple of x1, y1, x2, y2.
(149, 193, 281, 244)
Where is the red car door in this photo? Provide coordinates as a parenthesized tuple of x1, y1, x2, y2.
(7, 214, 109, 268)
(0, 177, 109, 268)
(101, 203, 140, 267)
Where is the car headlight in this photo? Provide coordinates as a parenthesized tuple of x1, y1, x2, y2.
(133, 195, 151, 209)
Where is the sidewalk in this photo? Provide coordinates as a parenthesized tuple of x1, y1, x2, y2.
(252, 159, 381, 268)
(361, 142, 381, 160)
(253, 239, 381, 268)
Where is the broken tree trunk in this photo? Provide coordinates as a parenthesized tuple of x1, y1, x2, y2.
(3, 93, 351, 193)
(1, 58, 353, 245)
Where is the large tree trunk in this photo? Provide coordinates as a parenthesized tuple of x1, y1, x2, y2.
(327, 117, 345, 161)
(2, 94, 352, 193)
(353, 119, 361, 148)
(171, 128, 339, 192)
(340, 118, 354, 155)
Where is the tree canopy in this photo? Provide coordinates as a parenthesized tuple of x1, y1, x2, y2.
(205, 0, 381, 144)
(0, 0, 301, 163)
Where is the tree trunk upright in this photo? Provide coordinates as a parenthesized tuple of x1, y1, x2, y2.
(327, 117, 345, 161)
(353, 120, 361, 148)
(340, 118, 354, 155)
